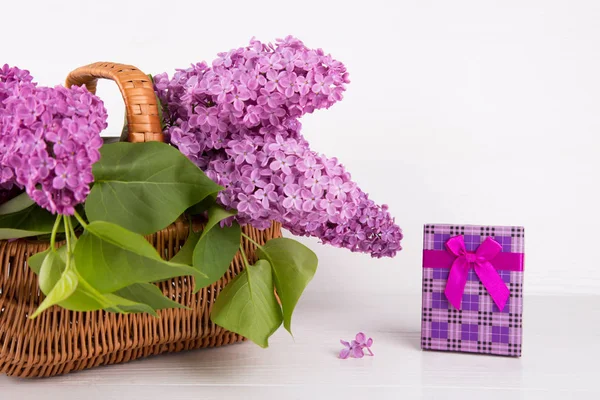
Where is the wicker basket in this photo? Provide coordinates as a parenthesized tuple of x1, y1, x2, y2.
(0, 62, 282, 378)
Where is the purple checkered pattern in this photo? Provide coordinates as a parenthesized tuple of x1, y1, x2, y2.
(421, 224, 524, 357)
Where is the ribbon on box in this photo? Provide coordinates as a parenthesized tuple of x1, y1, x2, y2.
(423, 235, 524, 311)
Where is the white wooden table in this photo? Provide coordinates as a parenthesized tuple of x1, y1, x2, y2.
(1, 294, 598, 399)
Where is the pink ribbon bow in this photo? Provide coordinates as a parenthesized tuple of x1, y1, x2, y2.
(444, 235, 509, 311)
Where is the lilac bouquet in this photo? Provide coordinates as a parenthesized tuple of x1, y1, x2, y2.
(0, 39, 403, 350)
(154, 36, 402, 258)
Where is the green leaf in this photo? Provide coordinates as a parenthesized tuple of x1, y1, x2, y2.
(85, 142, 222, 235)
(171, 231, 201, 265)
(102, 293, 158, 315)
(38, 248, 68, 294)
(257, 238, 318, 334)
(84, 220, 164, 259)
(28, 248, 50, 275)
(64, 276, 159, 315)
(33, 245, 103, 312)
(57, 276, 158, 315)
(30, 246, 101, 311)
(29, 245, 172, 316)
(58, 285, 158, 315)
(114, 283, 188, 311)
(0, 204, 62, 240)
(211, 260, 282, 348)
(193, 206, 240, 291)
(193, 223, 240, 290)
(74, 221, 206, 293)
(31, 269, 78, 318)
(201, 206, 237, 233)
(0, 192, 34, 215)
(58, 285, 106, 312)
(31, 252, 78, 318)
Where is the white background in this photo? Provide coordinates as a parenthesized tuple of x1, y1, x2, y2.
(2, 1, 600, 398)
(3, 0, 599, 300)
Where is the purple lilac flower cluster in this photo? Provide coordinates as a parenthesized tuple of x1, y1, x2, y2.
(0, 65, 107, 215)
(154, 37, 402, 257)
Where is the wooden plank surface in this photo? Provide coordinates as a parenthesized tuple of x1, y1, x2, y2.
(1, 294, 597, 399)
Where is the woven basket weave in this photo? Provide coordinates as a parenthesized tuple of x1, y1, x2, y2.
(0, 62, 282, 378)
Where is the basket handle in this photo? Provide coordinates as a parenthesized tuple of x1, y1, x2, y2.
(65, 62, 163, 143)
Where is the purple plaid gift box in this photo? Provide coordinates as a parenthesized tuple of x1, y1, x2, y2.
(421, 224, 525, 357)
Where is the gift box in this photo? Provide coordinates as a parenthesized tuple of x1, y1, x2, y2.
(421, 224, 525, 357)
